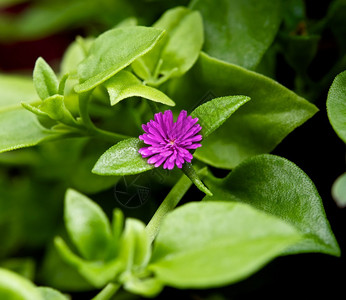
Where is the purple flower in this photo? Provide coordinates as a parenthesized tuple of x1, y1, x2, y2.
(139, 110, 202, 170)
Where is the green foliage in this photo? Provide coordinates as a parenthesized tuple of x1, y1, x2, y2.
(0, 268, 68, 300)
(64, 189, 113, 260)
(92, 138, 155, 176)
(190, 96, 250, 138)
(37, 287, 68, 300)
(104, 71, 175, 106)
(149, 201, 301, 288)
(327, 70, 346, 143)
(0, 109, 56, 153)
(204, 155, 340, 256)
(33, 57, 59, 100)
(75, 26, 165, 93)
(0, 268, 42, 300)
(132, 6, 204, 86)
(190, 0, 282, 69)
(169, 52, 318, 169)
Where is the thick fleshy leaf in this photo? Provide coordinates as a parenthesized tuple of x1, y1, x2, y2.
(92, 138, 154, 176)
(38, 95, 77, 126)
(168, 52, 318, 169)
(190, 0, 282, 69)
(104, 71, 175, 106)
(204, 154, 340, 256)
(190, 96, 250, 138)
(75, 26, 164, 93)
(0, 268, 43, 300)
(149, 201, 301, 288)
(64, 189, 113, 260)
(38, 287, 68, 300)
(0, 109, 56, 153)
(332, 173, 346, 208)
(132, 7, 204, 85)
(33, 57, 59, 100)
(118, 218, 151, 272)
(327, 70, 346, 143)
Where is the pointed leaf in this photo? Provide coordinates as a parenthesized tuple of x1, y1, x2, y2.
(93, 138, 154, 176)
(33, 57, 59, 100)
(191, 95, 250, 138)
(75, 26, 164, 93)
(204, 154, 340, 256)
(104, 71, 175, 106)
(64, 189, 113, 260)
(149, 201, 301, 288)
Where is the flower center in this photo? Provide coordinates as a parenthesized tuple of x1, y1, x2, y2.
(169, 139, 176, 145)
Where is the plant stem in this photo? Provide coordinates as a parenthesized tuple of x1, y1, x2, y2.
(145, 174, 192, 242)
(182, 162, 213, 196)
(92, 283, 120, 300)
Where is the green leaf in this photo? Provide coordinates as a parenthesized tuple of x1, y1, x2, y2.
(92, 138, 154, 176)
(123, 277, 163, 297)
(168, 52, 318, 169)
(75, 26, 164, 93)
(191, 96, 251, 138)
(118, 218, 151, 272)
(64, 189, 113, 260)
(132, 7, 204, 85)
(54, 237, 122, 288)
(37, 287, 68, 300)
(204, 154, 340, 256)
(0, 268, 43, 300)
(332, 173, 346, 208)
(104, 70, 175, 106)
(327, 70, 346, 143)
(0, 109, 56, 153)
(0, 74, 38, 112)
(33, 57, 59, 100)
(190, 0, 282, 69)
(38, 95, 77, 126)
(149, 201, 301, 288)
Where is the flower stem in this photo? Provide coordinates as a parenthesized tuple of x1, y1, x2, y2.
(145, 174, 192, 243)
(92, 283, 120, 300)
(182, 162, 213, 196)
